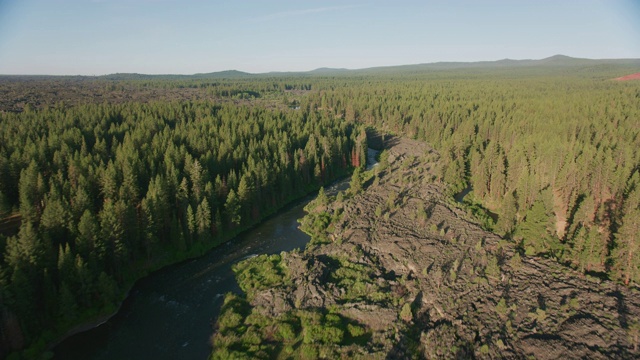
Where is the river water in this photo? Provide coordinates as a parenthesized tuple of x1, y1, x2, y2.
(53, 149, 378, 360)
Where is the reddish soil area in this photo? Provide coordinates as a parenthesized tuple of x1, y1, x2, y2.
(615, 73, 640, 81)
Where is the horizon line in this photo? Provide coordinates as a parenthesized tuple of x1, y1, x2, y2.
(1, 54, 640, 77)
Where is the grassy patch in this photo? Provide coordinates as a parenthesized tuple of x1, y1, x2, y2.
(233, 254, 289, 300)
(211, 302, 372, 360)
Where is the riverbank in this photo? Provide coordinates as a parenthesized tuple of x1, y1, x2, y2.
(50, 163, 362, 359)
(210, 136, 640, 359)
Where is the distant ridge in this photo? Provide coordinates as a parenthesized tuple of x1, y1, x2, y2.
(101, 55, 640, 79)
(308, 55, 640, 75)
(5, 55, 639, 78)
(100, 69, 253, 80)
(191, 70, 252, 79)
(536, 54, 595, 66)
(540, 54, 582, 62)
(309, 67, 349, 74)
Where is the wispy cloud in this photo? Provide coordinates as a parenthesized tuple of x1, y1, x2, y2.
(251, 5, 364, 22)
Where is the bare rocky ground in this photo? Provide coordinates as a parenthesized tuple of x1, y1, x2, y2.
(237, 136, 640, 359)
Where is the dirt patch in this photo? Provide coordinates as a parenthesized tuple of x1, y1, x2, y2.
(614, 73, 640, 81)
(552, 189, 567, 239)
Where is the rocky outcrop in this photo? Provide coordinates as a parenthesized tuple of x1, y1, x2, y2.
(229, 136, 640, 359)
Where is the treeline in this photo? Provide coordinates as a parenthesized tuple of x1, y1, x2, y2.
(0, 100, 366, 356)
(306, 75, 640, 285)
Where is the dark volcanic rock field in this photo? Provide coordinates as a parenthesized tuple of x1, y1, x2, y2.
(214, 136, 640, 359)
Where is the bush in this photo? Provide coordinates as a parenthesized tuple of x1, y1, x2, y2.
(299, 310, 323, 328)
(241, 327, 262, 346)
(321, 326, 345, 344)
(400, 303, 413, 322)
(233, 254, 288, 298)
(218, 310, 243, 331)
(485, 255, 501, 280)
(347, 323, 365, 337)
(300, 344, 318, 360)
(304, 324, 344, 345)
(276, 323, 297, 342)
(325, 314, 342, 326)
(496, 298, 508, 318)
(217, 294, 249, 331)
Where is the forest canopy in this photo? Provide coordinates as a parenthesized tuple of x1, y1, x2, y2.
(0, 96, 366, 357)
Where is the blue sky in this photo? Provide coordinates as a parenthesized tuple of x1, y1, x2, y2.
(0, 0, 638, 75)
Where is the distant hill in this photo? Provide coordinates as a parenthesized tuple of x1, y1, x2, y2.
(99, 55, 640, 79)
(101, 70, 253, 80)
(343, 55, 640, 78)
(191, 70, 253, 79)
(537, 54, 588, 64)
(359, 55, 639, 71)
(308, 67, 350, 74)
(101, 73, 169, 80)
(6, 55, 639, 79)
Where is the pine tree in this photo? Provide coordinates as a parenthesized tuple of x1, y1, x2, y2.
(99, 199, 124, 274)
(100, 161, 119, 201)
(196, 198, 212, 242)
(568, 194, 596, 239)
(8, 266, 38, 334)
(316, 186, 328, 207)
(58, 282, 78, 322)
(169, 214, 186, 251)
(0, 189, 9, 216)
(76, 210, 99, 260)
(74, 255, 93, 307)
(349, 167, 363, 195)
(40, 187, 71, 246)
(237, 174, 252, 224)
(214, 209, 223, 240)
(495, 190, 518, 237)
(224, 189, 241, 227)
(120, 158, 140, 202)
(57, 244, 75, 286)
(71, 185, 92, 222)
(514, 192, 556, 256)
(612, 207, 640, 285)
(186, 204, 196, 242)
(5, 222, 45, 269)
(189, 159, 204, 202)
(140, 198, 158, 259)
(96, 272, 119, 308)
(18, 161, 44, 223)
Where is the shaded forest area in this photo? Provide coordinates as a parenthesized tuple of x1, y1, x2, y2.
(1, 60, 640, 358)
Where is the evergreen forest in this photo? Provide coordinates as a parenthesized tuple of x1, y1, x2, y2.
(0, 95, 366, 357)
(0, 58, 639, 358)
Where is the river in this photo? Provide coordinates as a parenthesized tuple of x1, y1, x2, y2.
(53, 149, 378, 360)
